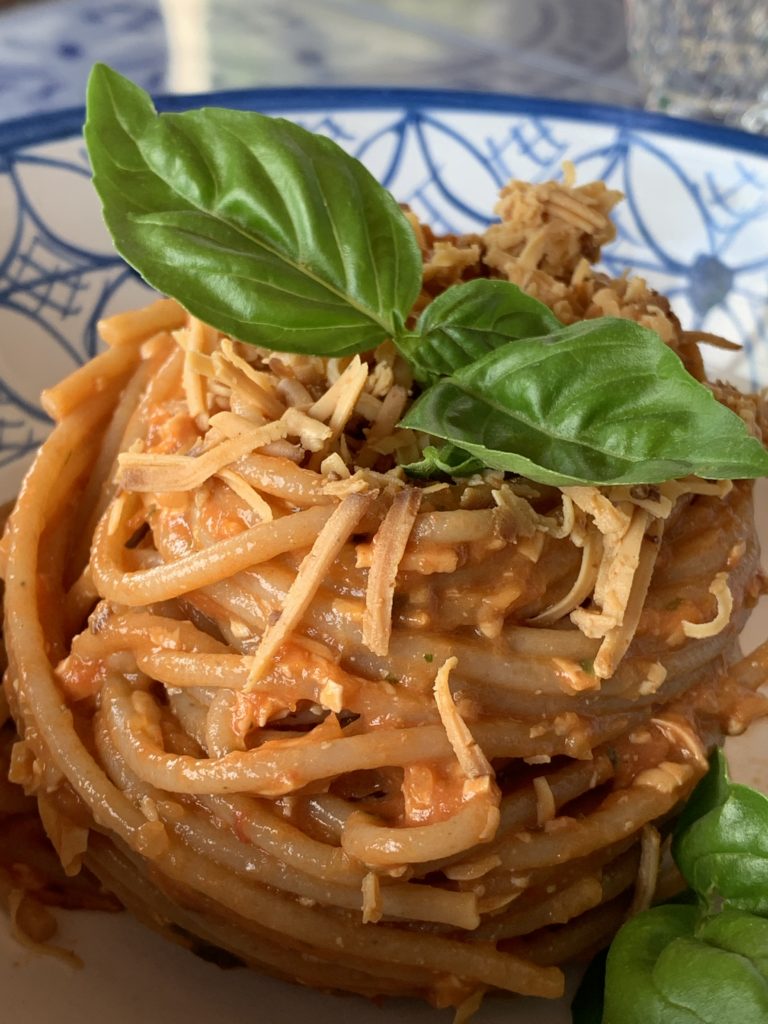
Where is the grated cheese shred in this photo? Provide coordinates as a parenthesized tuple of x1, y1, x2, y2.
(245, 492, 374, 688)
(362, 487, 422, 656)
(361, 872, 383, 924)
(433, 658, 492, 781)
(681, 572, 733, 639)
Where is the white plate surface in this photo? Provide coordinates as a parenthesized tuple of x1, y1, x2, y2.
(1, 89, 768, 1024)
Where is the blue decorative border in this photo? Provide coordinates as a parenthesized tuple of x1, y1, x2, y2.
(2, 85, 768, 157)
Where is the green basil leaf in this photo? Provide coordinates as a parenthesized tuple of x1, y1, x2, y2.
(401, 443, 485, 479)
(400, 318, 768, 486)
(674, 781, 768, 915)
(570, 947, 608, 1024)
(604, 905, 768, 1024)
(85, 64, 421, 355)
(402, 279, 561, 384)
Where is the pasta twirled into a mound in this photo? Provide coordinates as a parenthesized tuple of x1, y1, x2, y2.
(3, 176, 768, 1013)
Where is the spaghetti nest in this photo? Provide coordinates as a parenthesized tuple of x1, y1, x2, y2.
(3, 174, 768, 1013)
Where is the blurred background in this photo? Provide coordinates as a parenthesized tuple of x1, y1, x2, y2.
(0, 0, 647, 121)
(4, 0, 767, 131)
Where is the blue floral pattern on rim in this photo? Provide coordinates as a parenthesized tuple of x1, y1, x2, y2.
(1, 89, 767, 499)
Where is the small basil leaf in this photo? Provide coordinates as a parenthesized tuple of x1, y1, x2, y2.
(405, 279, 561, 384)
(85, 64, 422, 355)
(401, 318, 768, 486)
(674, 782, 768, 915)
(673, 750, 731, 845)
(604, 905, 768, 1024)
(570, 947, 608, 1024)
(402, 443, 485, 479)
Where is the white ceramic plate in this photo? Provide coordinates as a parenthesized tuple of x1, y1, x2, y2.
(2, 89, 768, 1024)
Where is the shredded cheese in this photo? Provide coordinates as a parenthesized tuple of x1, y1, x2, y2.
(280, 407, 333, 452)
(322, 467, 403, 498)
(563, 486, 631, 536)
(318, 678, 344, 714)
(579, 516, 663, 679)
(216, 468, 274, 521)
(433, 658, 492, 780)
(491, 484, 541, 537)
(361, 872, 383, 924)
(638, 661, 667, 697)
(551, 657, 601, 694)
(106, 492, 127, 536)
(217, 338, 285, 418)
(575, 507, 650, 636)
(533, 776, 556, 826)
(208, 411, 268, 436)
(118, 420, 289, 492)
(362, 487, 421, 656)
(609, 484, 674, 519)
(309, 355, 368, 426)
(531, 530, 603, 624)
(319, 452, 351, 480)
(246, 493, 374, 687)
(358, 385, 409, 466)
(681, 572, 733, 639)
(651, 715, 708, 770)
(178, 318, 211, 421)
(634, 760, 695, 793)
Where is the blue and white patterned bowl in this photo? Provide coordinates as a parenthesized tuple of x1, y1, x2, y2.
(1, 90, 768, 1024)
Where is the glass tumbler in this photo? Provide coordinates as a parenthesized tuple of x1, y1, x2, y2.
(624, 0, 768, 131)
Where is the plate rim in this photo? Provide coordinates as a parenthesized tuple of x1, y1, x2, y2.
(2, 84, 768, 156)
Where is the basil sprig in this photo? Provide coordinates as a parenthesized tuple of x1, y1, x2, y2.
(572, 752, 768, 1024)
(85, 65, 768, 486)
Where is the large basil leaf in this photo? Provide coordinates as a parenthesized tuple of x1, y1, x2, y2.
(85, 64, 422, 354)
(401, 318, 768, 486)
(603, 905, 768, 1024)
(400, 279, 561, 384)
(674, 777, 768, 915)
